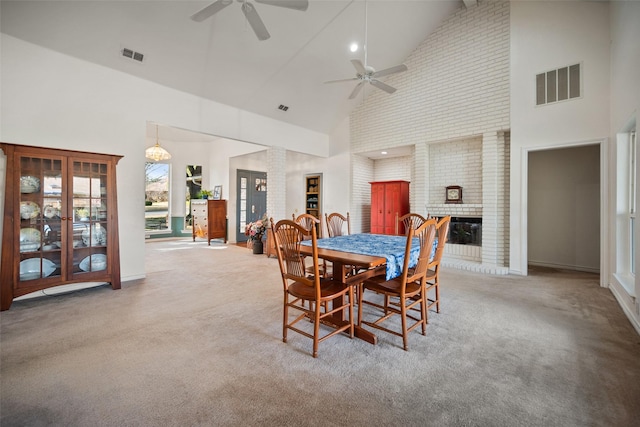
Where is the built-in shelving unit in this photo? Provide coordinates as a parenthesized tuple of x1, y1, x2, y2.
(305, 174, 322, 234)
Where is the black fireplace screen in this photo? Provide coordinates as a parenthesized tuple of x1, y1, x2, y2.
(447, 217, 482, 246)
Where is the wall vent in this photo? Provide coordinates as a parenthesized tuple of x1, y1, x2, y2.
(121, 47, 144, 63)
(536, 63, 580, 106)
(277, 104, 289, 112)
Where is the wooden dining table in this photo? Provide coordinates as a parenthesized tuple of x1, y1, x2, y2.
(299, 243, 384, 344)
(299, 233, 421, 345)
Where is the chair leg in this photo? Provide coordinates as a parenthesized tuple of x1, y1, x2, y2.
(435, 282, 440, 313)
(312, 305, 320, 358)
(283, 294, 289, 343)
(357, 283, 364, 326)
(348, 286, 355, 338)
(400, 300, 408, 351)
(420, 290, 427, 336)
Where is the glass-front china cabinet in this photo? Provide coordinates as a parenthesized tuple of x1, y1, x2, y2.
(0, 143, 122, 310)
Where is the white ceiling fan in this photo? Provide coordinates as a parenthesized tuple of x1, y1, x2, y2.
(325, 1, 408, 100)
(191, 0, 309, 41)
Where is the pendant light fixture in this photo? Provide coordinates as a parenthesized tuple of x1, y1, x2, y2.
(145, 124, 172, 161)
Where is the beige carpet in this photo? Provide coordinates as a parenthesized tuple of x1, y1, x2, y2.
(1, 238, 639, 426)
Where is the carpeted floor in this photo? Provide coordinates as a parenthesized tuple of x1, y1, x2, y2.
(1, 239, 639, 426)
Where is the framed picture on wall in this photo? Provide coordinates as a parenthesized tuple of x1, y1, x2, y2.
(213, 185, 222, 200)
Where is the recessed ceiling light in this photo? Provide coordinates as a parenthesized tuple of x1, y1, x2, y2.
(381, 151, 388, 155)
(350, 43, 358, 53)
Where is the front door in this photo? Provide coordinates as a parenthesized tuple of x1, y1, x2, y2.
(236, 169, 267, 242)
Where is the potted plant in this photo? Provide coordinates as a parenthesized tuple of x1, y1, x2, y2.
(245, 214, 268, 254)
(197, 189, 213, 199)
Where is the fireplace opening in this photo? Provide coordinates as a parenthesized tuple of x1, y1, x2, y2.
(448, 217, 482, 246)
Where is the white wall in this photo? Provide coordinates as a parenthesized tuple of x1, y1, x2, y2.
(510, 0, 610, 275)
(285, 149, 351, 237)
(608, 0, 640, 333)
(1, 35, 329, 281)
(609, 1, 640, 134)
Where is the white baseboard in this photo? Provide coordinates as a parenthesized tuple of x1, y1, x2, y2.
(609, 279, 640, 336)
(528, 260, 599, 274)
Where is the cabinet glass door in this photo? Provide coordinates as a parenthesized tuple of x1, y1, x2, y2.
(69, 160, 108, 276)
(18, 155, 64, 283)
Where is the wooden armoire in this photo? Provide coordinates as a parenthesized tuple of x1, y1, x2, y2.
(370, 180, 410, 235)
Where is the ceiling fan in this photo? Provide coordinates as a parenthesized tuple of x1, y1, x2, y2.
(324, 1, 408, 99)
(190, 0, 309, 41)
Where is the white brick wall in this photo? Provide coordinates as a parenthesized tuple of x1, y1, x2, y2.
(350, 0, 510, 153)
(373, 155, 413, 182)
(266, 146, 287, 225)
(349, 0, 511, 272)
(428, 137, 483, 205)
(350, 154, 374, 234)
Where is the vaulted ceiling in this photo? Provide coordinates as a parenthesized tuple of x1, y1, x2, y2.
(1, 0, 467, 136)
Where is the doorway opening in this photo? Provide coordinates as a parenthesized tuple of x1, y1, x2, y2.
(527, 144, 600, 273)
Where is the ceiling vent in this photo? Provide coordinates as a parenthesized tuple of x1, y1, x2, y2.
(278, 104, 289, 112)
(121, 47, 144, 63)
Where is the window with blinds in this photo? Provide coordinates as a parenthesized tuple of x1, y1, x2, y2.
(536, 63, 581, 106)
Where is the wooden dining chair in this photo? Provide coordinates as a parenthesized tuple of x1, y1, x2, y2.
(292, 213, 320, 238)
(271, 218, 354, 358)
(358, 218, 437, 351)
(395, 212, 428, 235)
(293, 213, 328, 277)
(325, 212, 351, 237)
(425, 215, 451, 317)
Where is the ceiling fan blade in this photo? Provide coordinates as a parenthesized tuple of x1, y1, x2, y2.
(349, 81, 365, 99)
(351, 59, 366, 75)
(370, 79, 397, 94)
(190, 0, 233, 22)
(255, 0, 309, 11)
(324, 77, 358, 84)
(241, 1, 270, 40)
(372, 64, 408, 79)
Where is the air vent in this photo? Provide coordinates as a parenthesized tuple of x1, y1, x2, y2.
(536, 63, 580, 106)
(121, 47, 144, 63)
(278, 104, 289, 112)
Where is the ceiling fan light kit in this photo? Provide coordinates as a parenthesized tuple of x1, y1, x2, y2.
(324, 0, 408, 99)
(191, 0, 309, 41)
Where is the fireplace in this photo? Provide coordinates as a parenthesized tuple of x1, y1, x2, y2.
(448, 217, 482, 246)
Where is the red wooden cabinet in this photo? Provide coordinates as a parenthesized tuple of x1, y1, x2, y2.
(370, 181, 410, 235)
